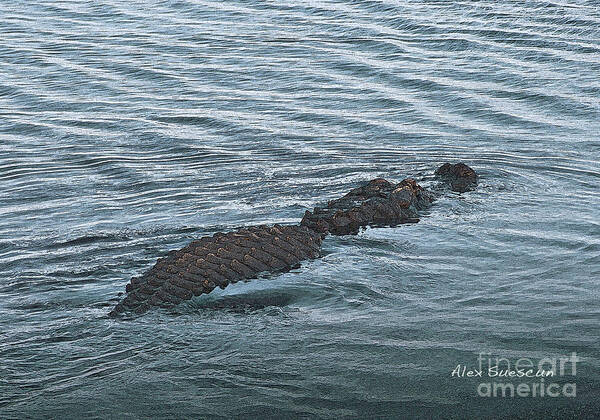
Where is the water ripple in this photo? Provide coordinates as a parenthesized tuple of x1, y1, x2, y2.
(1, 0, 599, 418)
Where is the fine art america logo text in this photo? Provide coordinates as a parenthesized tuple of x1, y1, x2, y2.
(452, 352, 578, 398)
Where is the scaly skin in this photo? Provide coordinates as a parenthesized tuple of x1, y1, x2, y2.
(300, 177, 434, 235)
(434, 162, 478, 192)
(110, 162, 476, 316)
(109, 225, 322, 316)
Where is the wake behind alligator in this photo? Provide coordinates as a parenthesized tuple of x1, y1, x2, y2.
(110, 163, 477, 316)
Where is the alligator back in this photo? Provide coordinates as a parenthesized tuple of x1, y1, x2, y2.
(109, 225, 322, 316)
(300, 178, 434, 235)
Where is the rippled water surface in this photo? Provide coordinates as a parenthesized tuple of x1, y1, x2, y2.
(1, 1, 599, 418)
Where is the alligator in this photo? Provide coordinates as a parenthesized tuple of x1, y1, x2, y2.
(109, 162, 477, 316)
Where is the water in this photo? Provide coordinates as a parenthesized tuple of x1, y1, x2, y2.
(1, 0, 599, 418)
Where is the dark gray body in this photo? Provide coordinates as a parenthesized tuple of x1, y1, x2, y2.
(110, 163, 476, 316)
